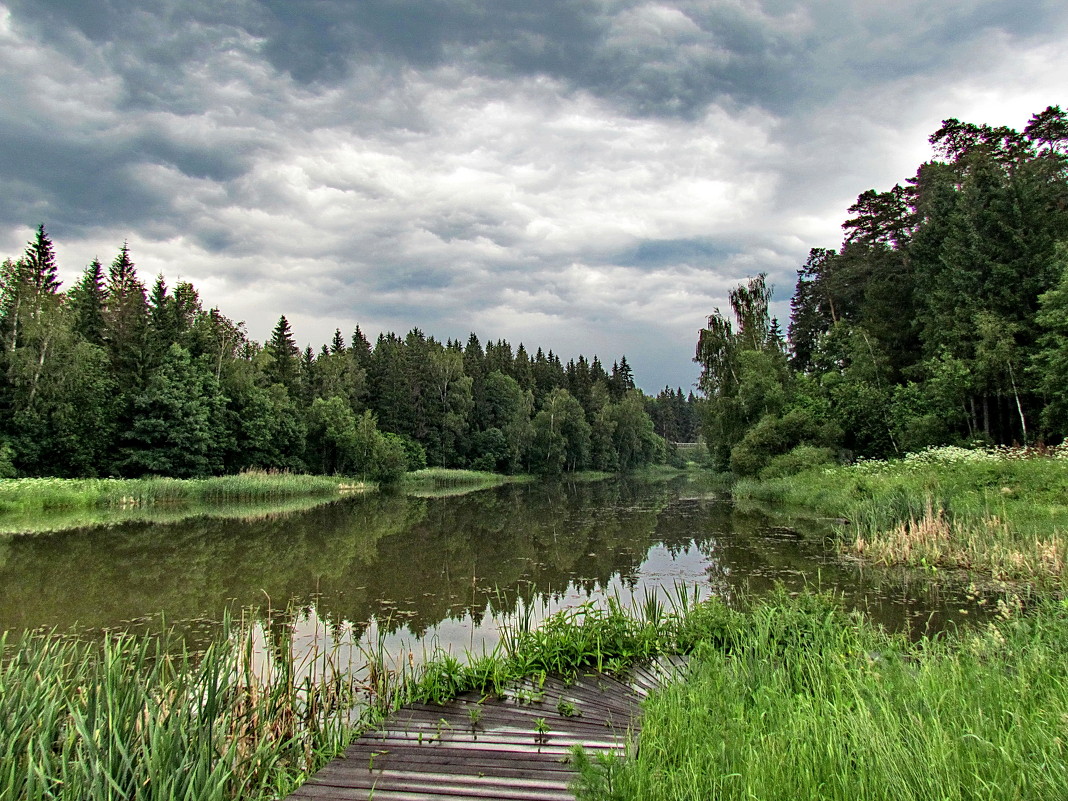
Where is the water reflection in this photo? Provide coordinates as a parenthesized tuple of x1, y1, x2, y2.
(0, 475, 990, 658)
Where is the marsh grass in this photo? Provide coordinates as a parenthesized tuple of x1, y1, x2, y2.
(0, 471, 348, 519)
(402, 468, 531, 497)
(385, 585, 708, 708)
(573, 590, 1068, 801)
(0, 493, 351, 536)
(733, 446, 1068, 585)
(0, 618, 359, 801)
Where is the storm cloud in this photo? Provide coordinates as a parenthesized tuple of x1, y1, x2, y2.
(1, 0, 1065, 390)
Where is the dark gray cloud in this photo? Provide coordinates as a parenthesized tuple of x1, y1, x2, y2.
(1, 0, 1066, 390)
(14, 1, 1066, 118)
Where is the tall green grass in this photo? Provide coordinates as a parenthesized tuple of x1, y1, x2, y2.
(0, 493, 352, 536)
(0, 619, 358, 800)
(733, 446, 1068, 585)
(574, 590, 1068, 801)
(375, 585, 707, 707)
(0, 471, 349, 518)
(402, 468, 531, 497)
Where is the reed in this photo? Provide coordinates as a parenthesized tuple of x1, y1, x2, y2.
(0, 471, 348, 518)
(574, 590, 1068, 801)
(392, 583, 706, 707)
(732, 445, 1068, 586)
(402, 468, 531, 497)
(0, 618, 358, 801)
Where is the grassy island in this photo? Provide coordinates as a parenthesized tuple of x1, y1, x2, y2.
(0, 471, 351, 516)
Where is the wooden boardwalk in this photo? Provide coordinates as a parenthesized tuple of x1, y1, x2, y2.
(286, 656, 686, 801)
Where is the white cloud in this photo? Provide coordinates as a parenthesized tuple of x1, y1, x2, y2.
(3, 0, 1068, 390)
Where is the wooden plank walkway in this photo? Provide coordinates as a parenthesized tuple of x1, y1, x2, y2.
(286, 656, 686, 801)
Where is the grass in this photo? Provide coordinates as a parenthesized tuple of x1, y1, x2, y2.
(0, 616, 360, 801)
(402, 468, 532, 497)
(0, 471, 352, 519)
(0, 493, 353, 536)
(732, 445, 1068, 586)
(362, 585, 708, 709)
(9, 579, 1063, 801)
(573, 590, 1068, 801)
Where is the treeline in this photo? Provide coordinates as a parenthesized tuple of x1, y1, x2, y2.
(0, 233, 671, 480)
(697, 105, 1068, 475)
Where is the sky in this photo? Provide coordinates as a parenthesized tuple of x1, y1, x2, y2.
(1, 1, 1066, 392)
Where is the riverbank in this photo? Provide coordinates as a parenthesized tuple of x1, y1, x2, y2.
(733, 445, 1068, 588)
(574, 590, 1068, 801)
(6, 582, 1066, 800)
(567, 447, 1068, 799)
(0, 469, 522, 533)
(0, 590, 699, 801)
(0, 491, 362, 536)
(0, 466, 683, 533)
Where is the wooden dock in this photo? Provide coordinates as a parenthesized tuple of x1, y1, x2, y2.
(285, 657, 685, 801)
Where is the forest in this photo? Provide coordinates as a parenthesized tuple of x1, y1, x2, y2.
(696, 105, 1068, 475)
(0, 233, 698, 480)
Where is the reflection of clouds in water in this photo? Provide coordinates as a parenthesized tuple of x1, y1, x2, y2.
(285, 540, 717, 684)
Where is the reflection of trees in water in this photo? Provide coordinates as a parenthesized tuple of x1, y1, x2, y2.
(0, 476, 985, 644)
(0, 493, 420, 640)
(317, 479, 674, 637)
(0, 479, 701, 644)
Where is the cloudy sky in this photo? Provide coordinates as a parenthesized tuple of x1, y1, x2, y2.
(1, 1, 1065, 391)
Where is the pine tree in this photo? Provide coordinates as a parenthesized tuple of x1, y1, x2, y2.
(104, 243, 149, 390)
(119, 343, 225, 477)
(23, 224, 61, 296)
(265, 315, 301, 393)
(68, 259, 107, 345)
(351, 325, 372, 367)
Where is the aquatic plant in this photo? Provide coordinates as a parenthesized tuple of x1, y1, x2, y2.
(0, 618, 357, 800)
(0, 471, 348, 518)
(732, 447, 1068, 586)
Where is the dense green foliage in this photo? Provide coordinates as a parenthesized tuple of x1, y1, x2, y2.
(576, 591, 1068, 801)
(0, 229, 668, 479)
(697, 106, 1068, 473)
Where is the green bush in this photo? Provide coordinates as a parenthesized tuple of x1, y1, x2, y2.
(0, 441, 16, 479)
(759, 445, 835, 479)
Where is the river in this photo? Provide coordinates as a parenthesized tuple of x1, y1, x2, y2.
(0, 475, 984, 668)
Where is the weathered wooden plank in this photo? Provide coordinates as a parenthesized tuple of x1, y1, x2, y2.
(301, 773, 572, 798)
(292, 770, 576, 800)
(317, 754, 576, 782)
(390, 707, 629, 736)
(359, 732, 622, 754)
(289, 784, 574, 801)
(285, 657, 684, 801)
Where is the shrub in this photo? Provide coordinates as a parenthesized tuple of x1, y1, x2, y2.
(759, 445, 835, 479)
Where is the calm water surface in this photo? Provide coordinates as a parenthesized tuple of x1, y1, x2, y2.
(0, 476, 985, 665)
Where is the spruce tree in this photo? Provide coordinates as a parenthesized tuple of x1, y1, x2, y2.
(265, 315, 300, 393)
(68, 259, 107, 345)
